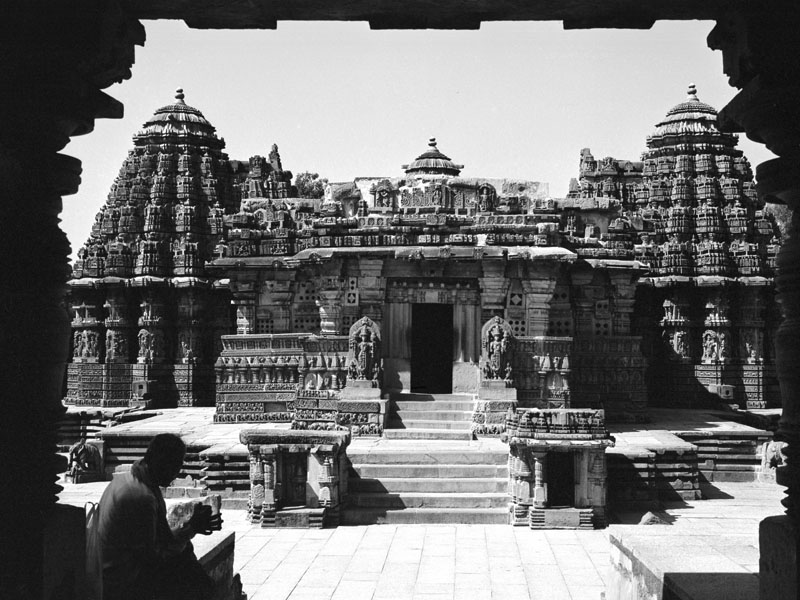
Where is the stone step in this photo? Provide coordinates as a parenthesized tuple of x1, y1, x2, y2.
(340, 507, 509, 525)
(388, 419, 472, 430)
(388, 393, 474, 403)
(391, 409, 474, 421)
(347, 449, 508, 465)
(349, 477, 508, 494)
(351, 463, 508, 478)
(382, 429, 474, 441)
(349, 491, 508, 509)
(391, 400, 476, 411)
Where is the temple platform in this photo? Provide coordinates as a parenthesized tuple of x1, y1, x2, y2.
(607, 480, 784, 600)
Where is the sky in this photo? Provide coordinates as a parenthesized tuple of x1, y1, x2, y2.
(63, 19, 775, 258)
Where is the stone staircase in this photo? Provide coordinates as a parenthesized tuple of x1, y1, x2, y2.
(385, 392, 475, 441)
(342, 438, 510, 524)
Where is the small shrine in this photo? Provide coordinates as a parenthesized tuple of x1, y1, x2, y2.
(505, 408, 614, 529)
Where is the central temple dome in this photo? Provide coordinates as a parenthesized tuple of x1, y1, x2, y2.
(133, 88, 224, 150)
(647, 84, 731, 146)
(402, 138, 463, 177)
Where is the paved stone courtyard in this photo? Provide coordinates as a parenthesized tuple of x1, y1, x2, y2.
(228, 522, 609, 600)
(59, 477, 783, 600)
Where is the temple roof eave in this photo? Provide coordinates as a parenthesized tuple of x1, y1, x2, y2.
(66, 276, 213, 289)
(207, 245, 578, 270)
(581, 258, 650, 272)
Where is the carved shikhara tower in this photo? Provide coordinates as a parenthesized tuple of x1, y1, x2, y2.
(65, 87, 780, 429)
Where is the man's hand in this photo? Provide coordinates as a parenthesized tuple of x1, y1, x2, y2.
(189, 504, 222, 535)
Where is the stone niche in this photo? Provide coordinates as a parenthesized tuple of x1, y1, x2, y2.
(241, 428, 351, 528)
(475, 316, 518, 435)
(504, 408, 614, 529)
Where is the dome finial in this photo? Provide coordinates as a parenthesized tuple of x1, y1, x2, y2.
(175, 88, 185, 103)
(429, 137, 437, 149)
(687, 83, 698, 101)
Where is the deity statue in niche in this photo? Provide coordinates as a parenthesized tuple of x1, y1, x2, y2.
(673, 331, 689, 359)
(138, 329, 154, 363)
(702, 330, 719, 363)
(481, 317, 513, 381)
(743, 331, 763, 364)
(478, 184, 496, 212)
(73, 331, 85, 358)
(347, 317, 382, 383)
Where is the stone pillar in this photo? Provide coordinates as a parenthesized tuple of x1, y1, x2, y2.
(0, 4, 144, 595)
(357, 257, 386, 322)
(231, 276, 257, 335)
(235, 301, 256, 335)
(479, 261, 510, 321)
(522, 274, 558, 337)
(708, 6, 800, 597)
(533, 453, 547, 508)
(259, 279, 294, 333)
(317, 288, 343, 335)
(609, 271, 638, 335)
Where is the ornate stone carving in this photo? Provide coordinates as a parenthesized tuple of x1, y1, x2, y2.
(347, 317, 382, 383)
(481, 316, 514, 382)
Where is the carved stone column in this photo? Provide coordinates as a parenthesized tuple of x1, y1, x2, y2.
(533, 452, 547, 508)
(259, 279, 294, 333)
(357, 257, 387, 322)
(609, 271, 638, 335)
(0, 3, 144, 596)
(235, 301, 256, 335)
(479, 261, 510, 321)
(521, 266, 559, 337)
(708, 6, 800, 597)
(317, 287, 343, 335)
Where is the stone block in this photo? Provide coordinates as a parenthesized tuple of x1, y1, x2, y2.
(760, 515, 799, 600)
(43, 504, 86, 600)
(479, 381, 517, 402)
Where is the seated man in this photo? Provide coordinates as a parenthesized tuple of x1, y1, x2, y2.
(98, 433, 221, 600)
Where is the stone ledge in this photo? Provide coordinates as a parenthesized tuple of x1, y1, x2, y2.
(607, 526, 758, 600)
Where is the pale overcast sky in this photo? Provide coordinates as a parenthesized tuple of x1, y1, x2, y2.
(63, 19, 775, 258)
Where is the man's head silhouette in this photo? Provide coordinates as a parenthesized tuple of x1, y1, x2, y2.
(144, 433, 186, 487)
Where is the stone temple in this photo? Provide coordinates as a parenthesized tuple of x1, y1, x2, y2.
(63, 86, 781, 530)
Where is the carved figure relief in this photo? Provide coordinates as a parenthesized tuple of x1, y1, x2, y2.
(481, 317, 514, 382)
(673, 331, 689, 359)
(478, 184, 496, 212)
(347, 317, 382, 383)
(702, 330, 721, 363)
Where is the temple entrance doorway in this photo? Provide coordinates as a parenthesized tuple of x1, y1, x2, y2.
(410, 303, 453, 393)
(548, 452, 575, 507)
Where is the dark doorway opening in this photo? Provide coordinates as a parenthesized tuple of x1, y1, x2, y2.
(548, 452, 575, 507)
(410, 303, 453, 393)
(280, 453, 307, 507)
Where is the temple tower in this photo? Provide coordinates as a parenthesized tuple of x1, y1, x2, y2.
(65, 90, 238, 407)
